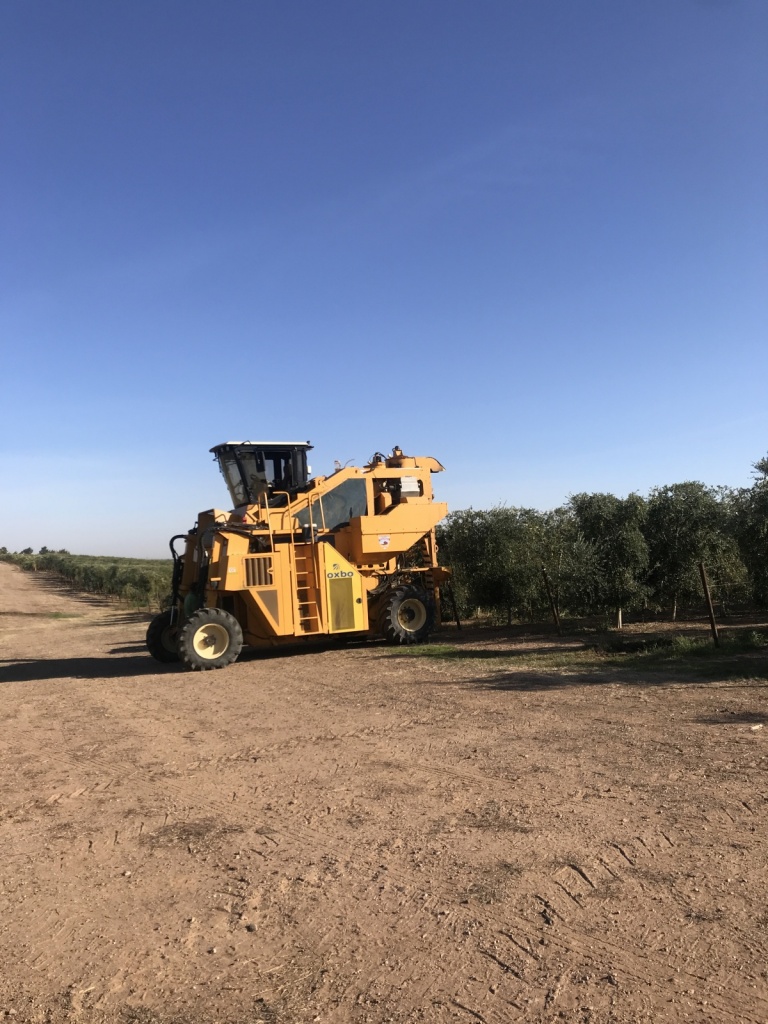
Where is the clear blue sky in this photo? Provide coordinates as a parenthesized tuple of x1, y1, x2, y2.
(2, 1, 766, 556)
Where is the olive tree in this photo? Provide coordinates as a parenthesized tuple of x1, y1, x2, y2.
(644, 482, 745, 619)
(734, 455, 768, 606)
(569, 492, 649, 628)
(438, 506, 549, 623)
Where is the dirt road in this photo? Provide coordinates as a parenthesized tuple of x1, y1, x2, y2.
(1, 562, 767, 1023)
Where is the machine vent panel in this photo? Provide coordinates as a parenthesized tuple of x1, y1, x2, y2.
(244, 556, 273, 587)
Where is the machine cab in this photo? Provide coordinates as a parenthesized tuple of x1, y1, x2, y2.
(211, 441, 313, 508)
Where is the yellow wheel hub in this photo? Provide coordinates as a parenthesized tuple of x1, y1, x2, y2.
(397, 598, 427, 632)
(192, 622, 230, 659)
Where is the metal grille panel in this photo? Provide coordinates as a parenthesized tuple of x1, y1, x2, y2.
(244, 556, 273, 587)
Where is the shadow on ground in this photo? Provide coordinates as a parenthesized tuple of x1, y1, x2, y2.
(456, 667, 768, 693)
(0, 635, 367, 683)
(695, 710, 767, 725)
(11, 572, 154, 621)
(385, 646, 768, 692)
(0, 610, 84, 618)
(0, 655, 176, 683)
(99, 612, 151, 626)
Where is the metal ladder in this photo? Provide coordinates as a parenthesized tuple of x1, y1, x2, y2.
(293, 543, 321, 634)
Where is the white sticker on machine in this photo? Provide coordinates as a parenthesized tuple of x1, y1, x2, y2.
(378, 536, 391, 548)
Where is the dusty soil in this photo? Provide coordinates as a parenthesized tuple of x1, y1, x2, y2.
(1, 563, 767, 1024)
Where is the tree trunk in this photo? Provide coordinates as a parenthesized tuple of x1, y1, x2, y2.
(672, 595, 677, 622)
(616, 606, 623, 630)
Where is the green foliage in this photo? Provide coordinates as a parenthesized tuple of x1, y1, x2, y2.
(1, 550, 172, 609)
(538, 507, 603, 616)
(644, 482, 747, 617)
(439, 506, 550, 623)
(438, 455, 766, 625)
(734, 459, 768, 605)
(569, 492, 649, 623)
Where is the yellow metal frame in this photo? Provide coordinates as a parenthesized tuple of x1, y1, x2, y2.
(176, 448, 447, 649)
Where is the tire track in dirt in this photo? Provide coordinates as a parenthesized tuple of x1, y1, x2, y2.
(5, 564, 768, 1021)
(4, 746, 766, 1023)
(504, 824, 768, 1022)
(371, 757, 524, 787)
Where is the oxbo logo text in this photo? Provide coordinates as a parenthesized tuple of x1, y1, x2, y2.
(327, 570, 355, 579)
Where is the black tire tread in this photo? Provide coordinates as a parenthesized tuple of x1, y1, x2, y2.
(146, 609, 181, 663)
(178, 607, 243, 672)
(380, 585, 435, 645)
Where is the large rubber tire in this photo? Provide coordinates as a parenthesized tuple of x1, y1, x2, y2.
(380, 585, 435, 645)
(178, 607, 243, 671)
(146, 609, 181, 663)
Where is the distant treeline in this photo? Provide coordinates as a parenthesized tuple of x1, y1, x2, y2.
(4, 456, 767, 626)
(0, 549, 173, 609)
(438, 456, 768, 627)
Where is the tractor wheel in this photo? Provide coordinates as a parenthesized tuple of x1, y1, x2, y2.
(380, 585, 435, 645)
(178, 608, 243, 671)
(146, 609, 181, 663)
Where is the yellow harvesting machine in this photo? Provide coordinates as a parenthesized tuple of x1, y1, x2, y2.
(147, 441, 449, 670)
